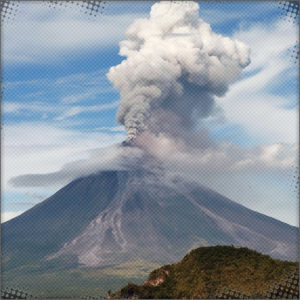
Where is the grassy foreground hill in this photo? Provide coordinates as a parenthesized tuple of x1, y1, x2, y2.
(111, 246, 299, 299)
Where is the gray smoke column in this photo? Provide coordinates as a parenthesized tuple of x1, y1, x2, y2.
(107, 1, 250, 141)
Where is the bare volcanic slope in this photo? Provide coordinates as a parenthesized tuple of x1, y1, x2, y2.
(2, 169, 298, 273)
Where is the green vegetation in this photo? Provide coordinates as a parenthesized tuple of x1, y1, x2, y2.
(2, 260, 159, 298)
(3, 246, 298, 298)
(111, 246, 299, 299)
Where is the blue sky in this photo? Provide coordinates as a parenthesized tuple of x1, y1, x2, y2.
(1, 1, 298, 225)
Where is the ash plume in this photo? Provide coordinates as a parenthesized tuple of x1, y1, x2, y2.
(107, 1, 250, 142)
(10, 2, 257, 190)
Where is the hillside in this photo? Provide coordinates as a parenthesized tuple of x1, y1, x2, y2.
(112, 246, 299, 299)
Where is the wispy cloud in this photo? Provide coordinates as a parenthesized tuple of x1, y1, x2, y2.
(4, 67, 114, 102)
(3, 67, 120, 122)
(94, 126, 125, 132)
(54, 101, 120, 120)
(3, 121, 126, 192)
(3, 2, 147, 64)
(3, 101, 59, 115)
(3, 100, 119, 121)
(214, 19, 298, 145)
(8, 134, 297, 226)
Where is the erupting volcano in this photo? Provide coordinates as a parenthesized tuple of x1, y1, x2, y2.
(2, 168, 298, 273)
(2, 2, 298, 298)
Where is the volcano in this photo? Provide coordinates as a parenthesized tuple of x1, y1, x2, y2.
(2, 169, 298, 273)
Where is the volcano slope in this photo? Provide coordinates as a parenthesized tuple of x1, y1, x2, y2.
(2, 169, 298, 274)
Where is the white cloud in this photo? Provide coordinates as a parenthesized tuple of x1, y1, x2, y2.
(216, 20, 298, 145)
(3, 101, 59, 115)
(1, 211, 23, 223)
(54, 69, 108, 86)
(9, 131, 297, 188)
(61, 90, 100, 104)
(9, 144, 145, 188)
(2, 122, 126, 194)
(3, 67, 120, 121)
(8, 132, 297, 225)
(94, 126, 125, 132)
(135, 133, 297, 175)
(198, 2, 276, 27)
(133, 133, 298, 225)
(3, 2, 147, 64)
(234, 20, 297, 72)
(54, 101, 120, 120)
(3, 99, 119, 121)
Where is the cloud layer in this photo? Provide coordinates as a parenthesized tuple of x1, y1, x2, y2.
(9, 133, 297, 188)
(3, 2, 147, 64)
(9, 143, 144, 187)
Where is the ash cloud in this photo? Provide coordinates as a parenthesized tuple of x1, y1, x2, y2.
(10, 1, 295, 191)
(107, 1, 250, 141)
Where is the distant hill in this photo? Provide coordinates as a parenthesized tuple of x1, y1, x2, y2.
(111, 246, 299, 299)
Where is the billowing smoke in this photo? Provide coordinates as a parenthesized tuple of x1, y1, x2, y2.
(8, 1, 298, 219)
(107, 1, 250, 142)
